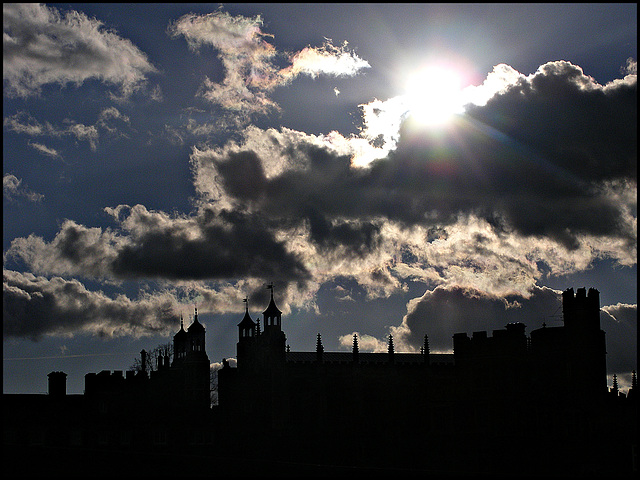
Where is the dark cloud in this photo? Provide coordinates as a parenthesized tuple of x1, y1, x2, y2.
(394, 285, 637, 382)
(111, 207, 310, 282)
(203, 60, 635, 253)
(468, 61, 636, 181)
(305, 206, 382, 258)
(3, 269, 178, 340)
(393, 285, 563, 353)
(6, 205, 309, 284)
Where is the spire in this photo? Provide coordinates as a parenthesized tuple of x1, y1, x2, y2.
(423, 334, 430, 365)
(611, 374, 619, 395)
(388, 334, 395, 364)
(352, 333, 359, 363)
(316, 333, 323, 362)
(632, 370, 637, 390)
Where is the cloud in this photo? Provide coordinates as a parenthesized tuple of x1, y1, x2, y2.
(338, 331, 387, 353)
(168, 10, 369, 118)
(601, 303, 638, 374)
(384, 285, 636, 385)
(168, 10, 280, 116)
(5, 107, 132, 152)
(3, 60, 636, 341)
(27, 141, 62, 159)
(195, 60, 636, 258)
(6, 205, 310, 285)
(3, 3, 156, 98)
(465, 60, 636, 183)
(392, 284, 563, 353)
(281, 39, 370, 79)
(3, 269, 179, 341)
(3, 173, 44, 202)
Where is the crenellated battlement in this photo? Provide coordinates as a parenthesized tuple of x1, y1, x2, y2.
(562, 287, 601, 331)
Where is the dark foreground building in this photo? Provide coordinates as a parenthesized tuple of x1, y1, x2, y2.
(3, 287, 637, 477)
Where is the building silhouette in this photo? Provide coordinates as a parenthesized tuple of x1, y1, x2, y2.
(3, 287, 637, 476)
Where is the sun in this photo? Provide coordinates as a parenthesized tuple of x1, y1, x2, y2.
(403, 65, 465, 126)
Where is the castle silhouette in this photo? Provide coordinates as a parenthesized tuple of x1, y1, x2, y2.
(3, 287, 637, 476)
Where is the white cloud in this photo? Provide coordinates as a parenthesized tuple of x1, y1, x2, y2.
(169, 11, 369, 118)
(27, 141, 62, 159)
(338, 331, 387, 352)
(3, 3, 156, 98)
(5, 107, 133, 152)
(283, 40, 370, 79)
(3, 173, 44, 202)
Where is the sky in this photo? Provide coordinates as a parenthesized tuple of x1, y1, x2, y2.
(3, 3, 637, 396)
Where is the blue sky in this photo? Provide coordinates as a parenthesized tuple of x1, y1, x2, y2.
(3, 3, 637, 395)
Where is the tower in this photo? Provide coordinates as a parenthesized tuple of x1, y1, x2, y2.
(173, 314, 188, 364)
(172, 307, 211, 410)
(237, 298, 256, 368)
(260, 284, 286, 366)
(562, 287, 607, 400)
(47, 371, 67, 397)
(187, 307, 206, 355)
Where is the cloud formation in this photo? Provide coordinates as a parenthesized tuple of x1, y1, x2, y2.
(3, 3, 156, 98)
(168, 11, 369, 117)
(389, 284, 637, 383)
(6, 205, 309, 284)
(4, 59, 636, 348)
(3, 174, 44, 203)
(195, 60, 636, 254)
(392, 284, 563, 353)
(3, 269, 179, 341)
(4, 108, 131, 153)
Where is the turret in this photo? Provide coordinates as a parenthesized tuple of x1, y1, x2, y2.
(262, 283, 282, 334)
(237, 299, 257, 369)
(182, 307, 211, 410)
(562, 287, 600, 331)
(238, 298, 256, 340)
(260, 284, 286, 361)
(173, 314, 188, 365)
(187, 307, 206, 354)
